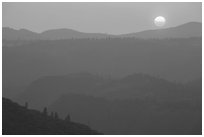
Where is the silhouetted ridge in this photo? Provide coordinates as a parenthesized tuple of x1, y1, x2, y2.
(2, 27, 41, 40)
(2, 22, 201, 40)
(121, 22, 201, 39)
(49, 92, 201, 135)
(121, 73, 163, 82)
(3, 37, 201, 93)
(2, 97, 102, 135)
(119, 73, 178, 89)
(14, 73, 107, 109)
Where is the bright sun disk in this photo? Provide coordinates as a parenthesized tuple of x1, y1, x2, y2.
(154, 16, 166, 27)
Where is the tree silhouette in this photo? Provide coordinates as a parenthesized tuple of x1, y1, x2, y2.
(43, 107, 48, 116)
(25, 102, 28, 109)
(65, 114, 71, 122)
(54, 112, 59, 119)
(3, 97, 102, 135)
(50, 112, 54, 118)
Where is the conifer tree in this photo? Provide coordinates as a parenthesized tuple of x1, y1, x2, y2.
(25, 102, 28, 109)
(65, 114, 71, 122)
(50, 112, 54, 118)
(43, 107, 48, 116)
(54, 112, 59, 119)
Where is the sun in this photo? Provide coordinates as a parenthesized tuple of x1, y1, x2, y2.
(154, 16, 166, 27)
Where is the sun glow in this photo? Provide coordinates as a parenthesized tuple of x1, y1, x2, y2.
(154, 16, 166, 27)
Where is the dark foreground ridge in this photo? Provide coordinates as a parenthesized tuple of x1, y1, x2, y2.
(2, 97, 102, 135)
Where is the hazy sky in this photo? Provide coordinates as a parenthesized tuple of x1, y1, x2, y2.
(3, 2, 202, 34)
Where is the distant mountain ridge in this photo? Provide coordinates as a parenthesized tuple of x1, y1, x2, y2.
(3, 22, 201, 40)
(40, 28, 113, 40)
(11, 72, 201, 135)
(2, 28, 41, 40)
(15, 73, 108, 109)
(2, 27, 113, 41)
(14, 73, 201, 110)
(121, 22, 202, 39)
(3, 37, 201, 91)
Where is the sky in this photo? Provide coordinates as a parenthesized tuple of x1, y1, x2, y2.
(2, 2, 202, 34)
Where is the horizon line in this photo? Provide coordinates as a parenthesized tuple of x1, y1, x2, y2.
(2, 21, 202, 35)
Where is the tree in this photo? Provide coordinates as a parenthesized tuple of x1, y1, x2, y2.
(54, 112, 59, 119)
(43, 107, 48, 116)
(25, 102, 28, 109)
(65, 114, 71, 122)
(50, 112, 54, 118)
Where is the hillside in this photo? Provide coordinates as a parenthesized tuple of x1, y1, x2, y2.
(2, 27, 112, 41)
(2, 22, 201, 40)
(12, 72, 201, 135)
(94, 73, 202, 101)
(121, 22, 202, 39)
(15, 73, 201, 110)
(40, 28, 113, 40)
(3, 37, 201, 92)
(2, 28, 41, 41)
(2, 97, 101, 135)
(14, 73, 109, 109)
(49, 93, 201, 135)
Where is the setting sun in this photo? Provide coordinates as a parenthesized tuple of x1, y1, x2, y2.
(154, 16, 166, 27)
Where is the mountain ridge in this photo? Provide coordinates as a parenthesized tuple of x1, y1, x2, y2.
(121, 22, 201, 39)
(3, 22, 201, 40)
(14, 72, 201, 109)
